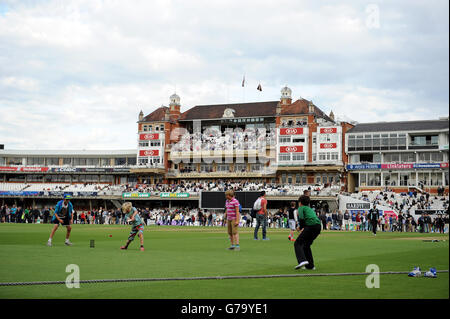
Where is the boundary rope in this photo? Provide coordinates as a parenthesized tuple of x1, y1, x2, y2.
(0, 270, 448, 286)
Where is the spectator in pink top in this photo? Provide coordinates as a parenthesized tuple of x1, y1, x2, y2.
(224, 190, 240, 251)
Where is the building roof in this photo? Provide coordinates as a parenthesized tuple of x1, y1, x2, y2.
(347, 119, 449, 134)
(178, 99, 333, 121)
(281, 98, 333, 122)
(179, 101, 279, 121)
(0, 150, 137, 156)
(141, 106, 168, 122)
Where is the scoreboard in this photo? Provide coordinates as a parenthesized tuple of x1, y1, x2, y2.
(199, 191, 261, 210)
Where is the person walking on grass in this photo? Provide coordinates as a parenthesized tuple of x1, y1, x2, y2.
(288, 201, 298, 241)
(224, 190, 241, 251)
(253, 191, 269, 240)
(368, 204, 380, 236)
(294, 195, 322, 270)
(47, 194, 74, 247)
(120, 202, 145, 251)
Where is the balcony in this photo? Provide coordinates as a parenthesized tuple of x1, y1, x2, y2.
(166, 169, 276, 178)
(408, 142, 439, 150)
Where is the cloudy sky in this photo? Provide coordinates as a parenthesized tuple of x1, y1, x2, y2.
(0, 0, 448, 150)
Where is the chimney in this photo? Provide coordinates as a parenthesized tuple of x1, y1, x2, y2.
(308, 101, 315, 113)
(329, 110, 335, 121)
(169, 93, 181, 121)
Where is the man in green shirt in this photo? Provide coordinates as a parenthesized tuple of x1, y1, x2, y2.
(294, 195, 322, 270)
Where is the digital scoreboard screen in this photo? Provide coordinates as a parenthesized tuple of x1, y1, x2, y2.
(200, 191, 261, 210)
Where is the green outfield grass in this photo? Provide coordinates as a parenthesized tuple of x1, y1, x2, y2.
(0, 223, 448, 299)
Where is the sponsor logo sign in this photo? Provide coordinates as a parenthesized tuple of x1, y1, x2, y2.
(347, 163, 449, 170)
(122, 192, 151, 198)
(0, 191, 40, 196)
(279, 128, 303, 135)
(381, 163, 414, 169)
(52, 167, 79, 172)
(112, 168, 131, 172)
(346, 164, 381, 170)
(346, 202, 371, 209)
(0, 167, 18, 172)
(139, 150, 160, 156)
(319, 127, 337, 134)
(320, 143, 337, 149)
(279, 146, 303, 153)
(413, 163, 441, 169)
(140, 133, 160, 140)
(414, 209, 449, 216)
(159, 192, 190, 198)
(20, 167, 49, 172)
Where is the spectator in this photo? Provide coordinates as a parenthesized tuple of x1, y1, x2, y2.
(254, 191, 269, 240)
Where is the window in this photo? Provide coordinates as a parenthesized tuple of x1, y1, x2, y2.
(217, 164, 229, 172)
(234, 164, 246, 172)
(400, 153, 415, 163)
(0, 157, 5, 165)
(115, 158, 126, 165)
(372, 134, 380, 149)
(356, 135, 364, 149)
(413, 152, 429, 162)
(73, 158, 87, 166)
(86, 158, 99, 166)
(430, 173, 442, 186)
(278, 154, 290, 161)
(101, 158, 110, 166)
(431, 152, 443, 162)
(418, 172, 429, 186)
(100, 175, 113, 183)
(364, 135, 372, 150)
(296, 174, 300, 184)
(150, 141, 161, 147)
(292, 137, 305, 143)
(292, 153, 305, 161)
(27, 157, 45, 165)
(373, 153, 382, 163)
(389, 133, 398, 149)
(368, 173, 381, 186)
(348, 135, 356, 150)
(350, 154, 360, 163)
(139, 141, 149, 147)
(398, 134, 407, 149)
(63, 158, 72, 165)
(384, 153, 400, 163)
(381, 134, 389, 149)
(279, 136, 291, 143)
(138, 157, 148, 165)
(46, 158, 59, 165)
(143, 125, 148, 132)
(251, 164, 261, 171)
(431, 136, 438, 145)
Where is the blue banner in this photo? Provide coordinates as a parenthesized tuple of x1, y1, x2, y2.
(413, 163, 441, 169)
(346, 164, 381, 170)
(0, 191, 40, 196)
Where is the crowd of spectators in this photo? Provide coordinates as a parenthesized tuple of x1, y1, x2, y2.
(171, 128, 276, 153)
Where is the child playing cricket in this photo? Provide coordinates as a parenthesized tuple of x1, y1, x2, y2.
(120, 202, 145, 251)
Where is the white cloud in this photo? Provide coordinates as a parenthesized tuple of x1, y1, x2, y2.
(0, 0, 448, 150)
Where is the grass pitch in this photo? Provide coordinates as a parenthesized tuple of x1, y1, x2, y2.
(0, 223, 448, 299)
